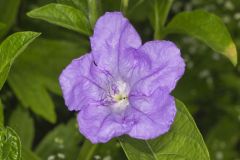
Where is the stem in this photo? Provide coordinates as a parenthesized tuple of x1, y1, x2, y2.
(121, 0, 129, 15)
(154, 0, 174, 39)
(128, 0, 144, 15)
(77, 140, 98, 160)
(88, 0, 102, 28)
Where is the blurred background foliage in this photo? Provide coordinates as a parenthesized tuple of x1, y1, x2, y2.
(0, 0, 239, 160)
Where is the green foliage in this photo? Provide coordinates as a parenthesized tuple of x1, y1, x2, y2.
(0, 32, 41, 90)
(0, 127, 21, 160)
(27, 3, 91, 35)
(0, 0, 21, 38)
(88, 0, 102, 28)
(119, 99, 210, 160)
(8, 107, 34, 149)
(0, 23, 6, 35)
(0, 100, 3, 127)
(126, 0, 149, 22)
(77, 140, 98, 160)
(35, 119, 83, 160)
(22, 147, 41, 160)
(206, 116, 240, 159)
(165, 10, 237, 66)
(150, 0, 174, 39)
(120, 0, 129, 14)
(8, 39, 87, 123)
(56, 0, 101, 29)
(57, 0, 88, 13)
(95, 139, 127, 160)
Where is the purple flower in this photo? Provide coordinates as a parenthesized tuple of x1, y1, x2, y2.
(59, 12, 185, 143)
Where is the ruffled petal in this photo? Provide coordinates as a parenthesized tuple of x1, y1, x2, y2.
(90, 12, 141, 75)
(59, 54, 107, 111)
(118, 48, 151, 85)
(77, 105, 131, 143)
(127, 89, 176, 139)
(132, 40, 185, 95)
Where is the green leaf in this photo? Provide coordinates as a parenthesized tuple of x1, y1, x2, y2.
(35, 119, 83, 160)
(0, 127, 21, 160)
(0, 31, 41, 90)
(0, 99, 3, 127)
(0, 0, 21, 37)
(77, 140, 98, 160)
(8, 38, 87, 123)
(27, 3, 91, 35)
(8, 107, 34, 149)
(57, 0, 101, 29)
(119, 99, 210, 160)
(22, 147, 41, 160)
(8, 72, 57, 123)
(165, 10, 238, 66)
(57, 0, 88, 14)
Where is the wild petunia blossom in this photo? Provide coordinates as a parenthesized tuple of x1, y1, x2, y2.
(59, 12, 185, 143)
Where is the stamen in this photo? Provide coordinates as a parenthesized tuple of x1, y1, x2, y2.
(110, 80, 130, 112)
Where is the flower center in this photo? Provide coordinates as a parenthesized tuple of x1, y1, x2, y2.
(113, 94, 128, 102)
(111, 81, 129, 113)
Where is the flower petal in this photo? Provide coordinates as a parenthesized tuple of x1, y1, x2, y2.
(90, 12, 141, 75)
(132, 40, 185, 95)
(118, 48, 151, 85)
(59, 54, 106, 111)
(128, 89, 176, 139)
(77, 105, 131, 143)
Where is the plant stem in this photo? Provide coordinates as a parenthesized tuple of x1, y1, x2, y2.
(88, 0, 102, 29)
(154, 0, 174, 39)
(77, 140, 98, 160)
(121, 0, 129, 15)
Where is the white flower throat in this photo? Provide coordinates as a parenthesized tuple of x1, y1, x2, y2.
(111, 81, 130, 112)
